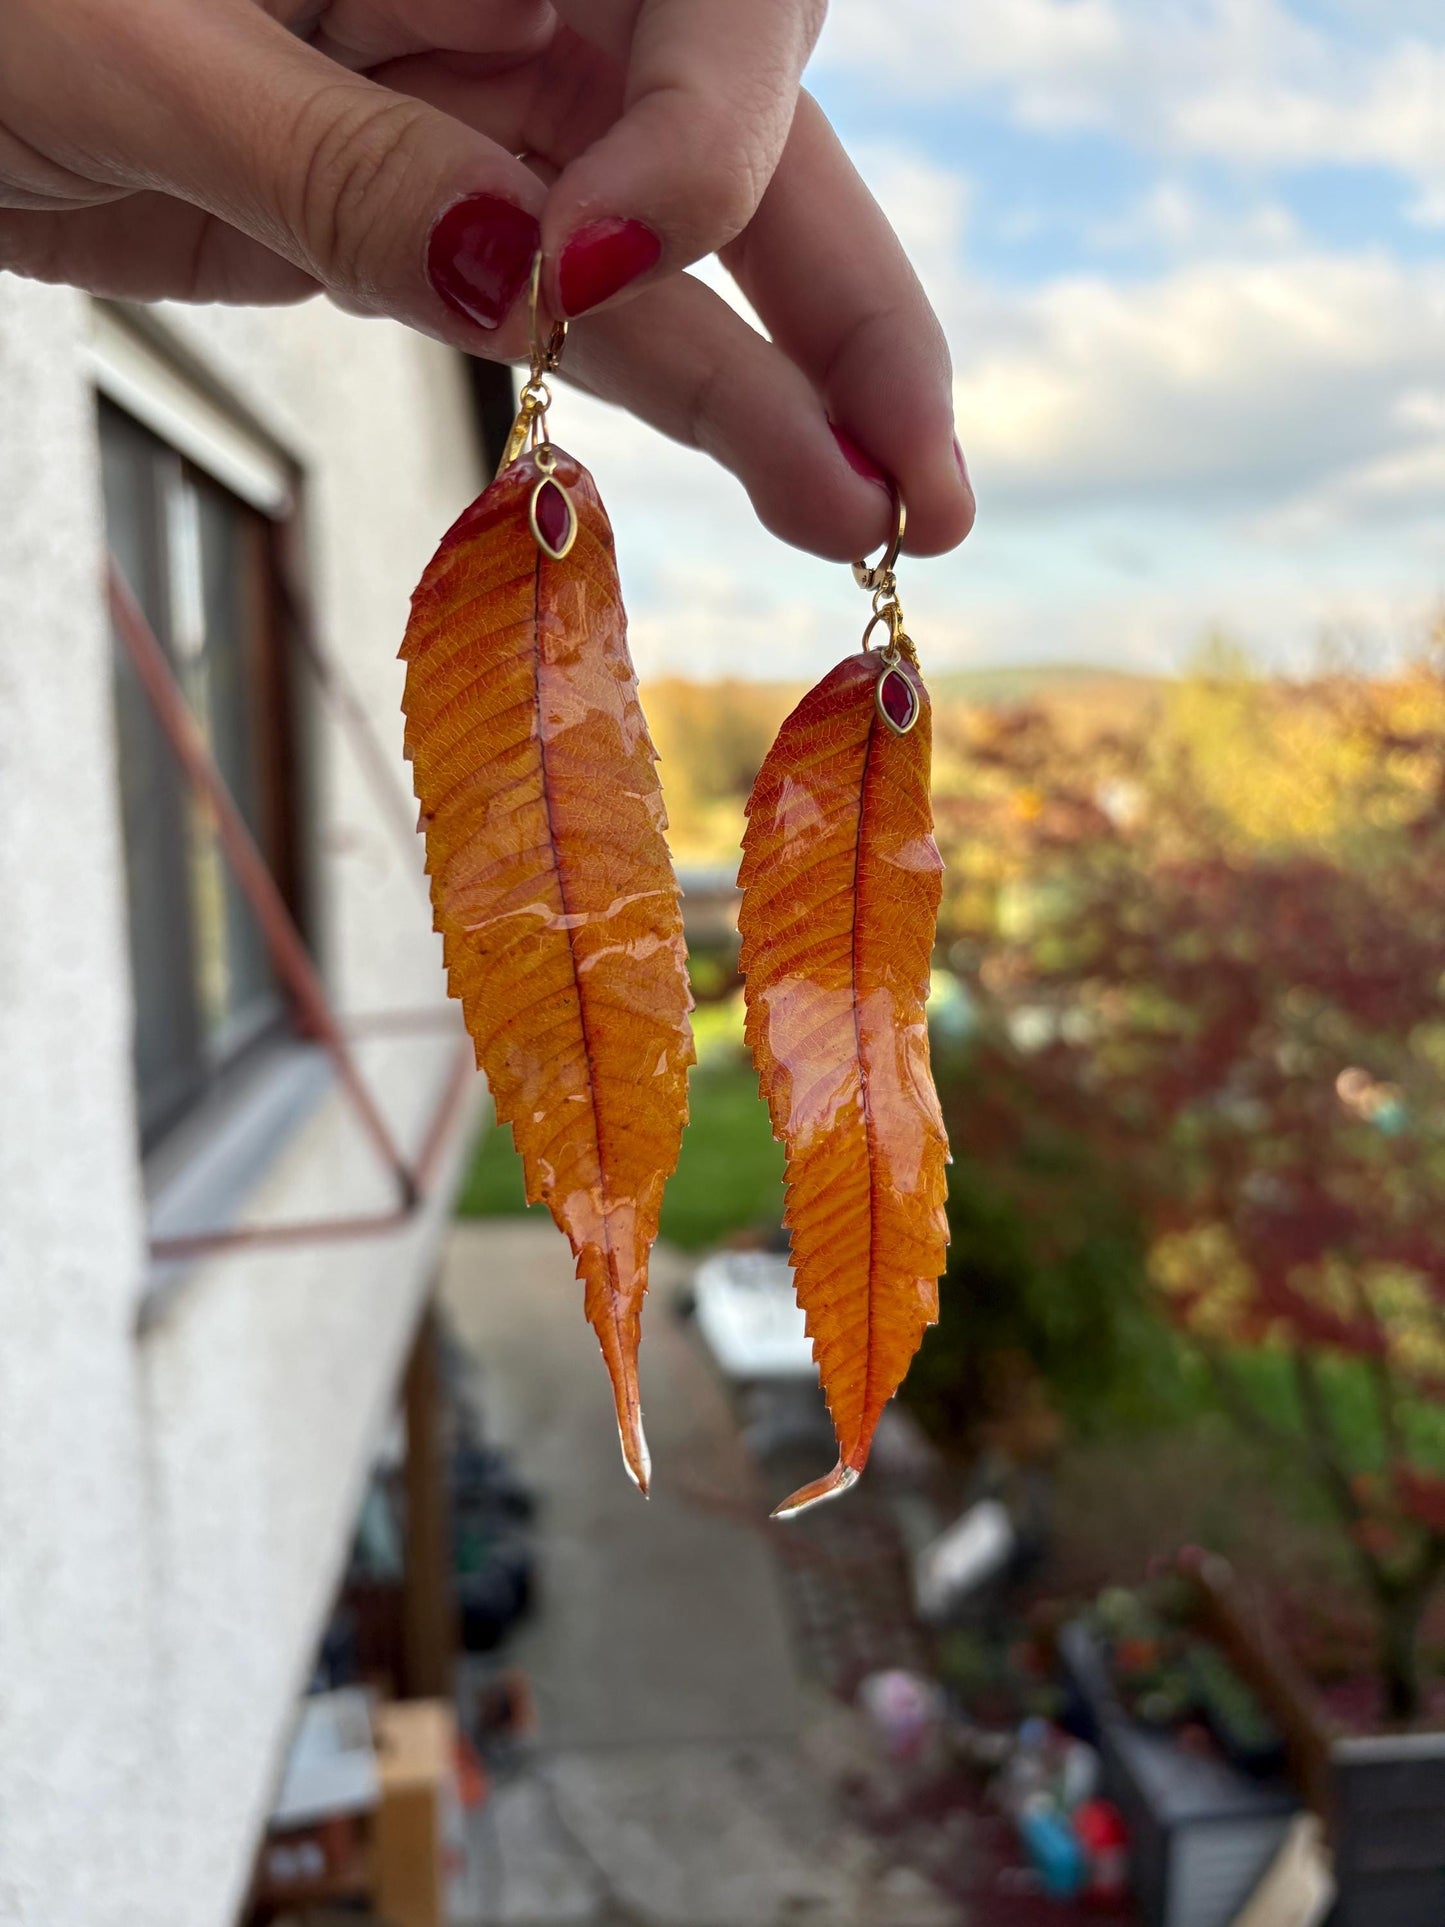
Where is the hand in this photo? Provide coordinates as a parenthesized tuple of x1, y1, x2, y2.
(0, 0, 974, 560)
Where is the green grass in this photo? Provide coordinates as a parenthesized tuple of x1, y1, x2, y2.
(1170, 1345, 1445, 1479)
(457, 1047, 1445, 1486)
(455, 1057, 785, 1251)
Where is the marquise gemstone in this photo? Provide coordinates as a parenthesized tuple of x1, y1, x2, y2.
(534, 478, 575, 557)
(878, 666, 919, 732)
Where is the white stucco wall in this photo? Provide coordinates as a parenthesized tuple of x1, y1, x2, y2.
(0, 277, 488, 1927)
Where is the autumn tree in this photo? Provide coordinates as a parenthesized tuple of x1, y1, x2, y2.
(936, 660, 1445, 1722)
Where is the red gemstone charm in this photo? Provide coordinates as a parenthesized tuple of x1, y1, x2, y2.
(877, 664, 920, 735)
(530, 475, 577, 560)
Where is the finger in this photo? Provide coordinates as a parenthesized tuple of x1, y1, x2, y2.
(28, 0, 548, 354)
(0, 194, 317, 304)
(562, 269, 897, 561)
(724, 93, 974, 557)
(358, 40, 969, 559)
(371, 31, 621, 168)
(540, 0, 825, 317)
(305, 0, 556, 70)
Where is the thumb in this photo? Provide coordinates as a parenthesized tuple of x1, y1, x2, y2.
(56, 0, 546, 350)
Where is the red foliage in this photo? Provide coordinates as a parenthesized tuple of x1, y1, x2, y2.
(936, 673, 1445, 1585)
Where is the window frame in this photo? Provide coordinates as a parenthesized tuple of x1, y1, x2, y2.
(92, 307, 311, 1158)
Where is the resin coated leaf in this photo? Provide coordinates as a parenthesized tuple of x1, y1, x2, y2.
(738, 652, 949, 1515)
(401, 449, 693, 1492)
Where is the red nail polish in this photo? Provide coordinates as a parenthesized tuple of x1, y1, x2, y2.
(557, 218, 662, 318)
(427, 194, 540, 331)
(830, 422, 890, 490)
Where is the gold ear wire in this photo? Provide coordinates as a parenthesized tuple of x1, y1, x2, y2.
(497, 253, 569, 475)
(851, 484, 915, 668)
(851, 486, 905, 592)
(528, 251, 567, 378)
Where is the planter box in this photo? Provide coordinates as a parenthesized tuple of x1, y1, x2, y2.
(1104, 1720, 1297, 1927)
(1058, 1622, 1298, 1927)
(1331, 1730, 1445, 1927)
(1184, 1555, 1445, 1927)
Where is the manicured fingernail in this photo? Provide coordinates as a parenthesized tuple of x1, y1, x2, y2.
(830, 422, 890, 491)
(427, 194, 540, 331)
(557, 218, 662, 317)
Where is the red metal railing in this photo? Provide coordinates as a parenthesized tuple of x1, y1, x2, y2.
(107, 560, 474, 1261)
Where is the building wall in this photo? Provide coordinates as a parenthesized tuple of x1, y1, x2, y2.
(0, 277, 487, 1927)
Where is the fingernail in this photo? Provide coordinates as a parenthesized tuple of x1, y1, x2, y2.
(558, 217, 662, 317)
(427, 194, 540, 331)
(830, 422, 890, 492)
(953, 436, 969, 484)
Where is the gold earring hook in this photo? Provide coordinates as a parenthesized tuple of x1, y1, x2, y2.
(851, 483, 915, 667)
(498, 254, 568, 475)
(851, 485, 905, 593)
(528, 251, 567, 380)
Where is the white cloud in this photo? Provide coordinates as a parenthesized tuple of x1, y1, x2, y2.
(1396, 389, 1445, 435)
(821, 0, 1125, 110)
(1252, 440, 1445, 544)
(1173, 36, 1445, 198)
(951, 252, 1445, 518)
(1085, 181, 1300, 253)
(910, 570, 1444, 676)
(627, 566, 840, 681)
(558, 235, 1443, 681)
(817, 0, 1445, 216)
(542, 11, 1444, 687)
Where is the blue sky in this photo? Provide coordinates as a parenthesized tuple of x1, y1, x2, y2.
(567, 0, 1444, 681)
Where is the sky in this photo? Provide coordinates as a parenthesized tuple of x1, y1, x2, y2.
(564, 0, 1444, 683)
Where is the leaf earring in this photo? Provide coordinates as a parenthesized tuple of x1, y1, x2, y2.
(400, 258, 694, 1495)
(737, 492, 951, 1518)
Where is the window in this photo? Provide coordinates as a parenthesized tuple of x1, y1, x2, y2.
(100, 400, 305, 1150)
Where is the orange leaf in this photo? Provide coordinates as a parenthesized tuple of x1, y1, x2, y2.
(739, 652, 950, 1516)
(400, 450, 694, 1493)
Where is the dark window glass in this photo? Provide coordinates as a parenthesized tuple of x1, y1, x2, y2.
(99, 401, 301, 1149)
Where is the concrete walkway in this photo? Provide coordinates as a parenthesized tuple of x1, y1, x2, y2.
(441, 1220, 961, 1927)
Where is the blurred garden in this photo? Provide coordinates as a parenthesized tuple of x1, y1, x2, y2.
(460, 633, 1445, 1732)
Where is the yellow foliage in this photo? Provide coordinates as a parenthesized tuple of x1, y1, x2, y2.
(1150, 1225, 1259, 1342)
(644, 677, 800, 863)
(1166, 644, 1445, 852)
(643, 630, 1445, 889)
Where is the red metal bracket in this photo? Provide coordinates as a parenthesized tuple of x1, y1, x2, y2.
(107, 560, 473, 1262)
